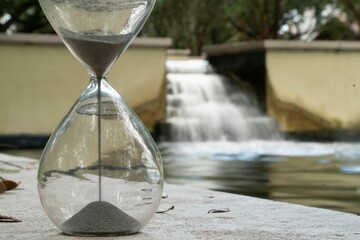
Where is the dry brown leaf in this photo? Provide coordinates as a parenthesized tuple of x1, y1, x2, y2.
(156, 205, 175, 214)
(0, 215, 22, 223)
(208, 208, 230, 214)
(3, 180, 19, 191)
(0, 181, 5, 194)
(0, 177, 19, 191)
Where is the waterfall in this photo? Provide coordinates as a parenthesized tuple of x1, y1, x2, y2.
(165, 59, 281, 142)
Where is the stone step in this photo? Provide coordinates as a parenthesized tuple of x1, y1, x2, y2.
(0, 154, 359, 239)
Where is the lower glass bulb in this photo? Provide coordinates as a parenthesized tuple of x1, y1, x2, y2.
(37, 78, 163, 236)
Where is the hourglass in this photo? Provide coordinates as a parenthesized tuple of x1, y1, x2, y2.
(37, 0, 163, 236)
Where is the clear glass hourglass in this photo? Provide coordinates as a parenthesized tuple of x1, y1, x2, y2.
(36, 0, 163, 236)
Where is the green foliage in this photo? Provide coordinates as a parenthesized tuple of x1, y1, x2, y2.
(316, 17, 359, 40)
(0, 0, 53, 33)
(226, 0, 284, 40)
(141, 0, 339, 54)
(140, 0, 234, 55)
(227, 0, 332, 40)
(2, 0, 360, 55)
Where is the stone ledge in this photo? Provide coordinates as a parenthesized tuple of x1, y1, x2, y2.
(1, 154, 360, 239)
(204, 40, 360, 56)
(166, 48, 191, 56)
(0, 33, 172, 48)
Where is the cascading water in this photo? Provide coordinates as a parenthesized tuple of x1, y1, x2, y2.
(165, 59, 281, 142)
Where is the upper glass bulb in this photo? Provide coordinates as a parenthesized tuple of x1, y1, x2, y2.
(39, 0, 156, 78)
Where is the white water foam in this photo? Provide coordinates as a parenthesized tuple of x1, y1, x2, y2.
(165, 59, 281, 142)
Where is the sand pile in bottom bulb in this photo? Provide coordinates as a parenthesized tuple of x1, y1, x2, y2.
(62, 201, 140, 235)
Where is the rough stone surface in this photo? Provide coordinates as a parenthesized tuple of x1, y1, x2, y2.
(1, 155, 360, 239)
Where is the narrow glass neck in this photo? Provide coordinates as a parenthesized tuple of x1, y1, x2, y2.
(90, 76, 107, 83)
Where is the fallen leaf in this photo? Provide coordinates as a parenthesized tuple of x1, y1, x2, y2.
(156, 206, 175, 214)
(0, 215, 22, 223)
(0, 181, 5, 194)
(0, 177, 19, 191)
(162, 192, 168, 199)
(3, 180, 19, 191)
(208, 208, 230, 214)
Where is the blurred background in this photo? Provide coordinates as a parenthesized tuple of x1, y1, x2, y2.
(3, 0, 360, 51)
(2, 0, 360, 215)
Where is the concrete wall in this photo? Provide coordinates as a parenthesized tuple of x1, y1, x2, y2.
(0, 34, 171, 135)
(204, 41, 360, 133)
(266, 41, 360, 131)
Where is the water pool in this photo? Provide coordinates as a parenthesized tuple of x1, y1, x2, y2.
(160, 140, 360, 215)
(2, 140, 360, 214)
